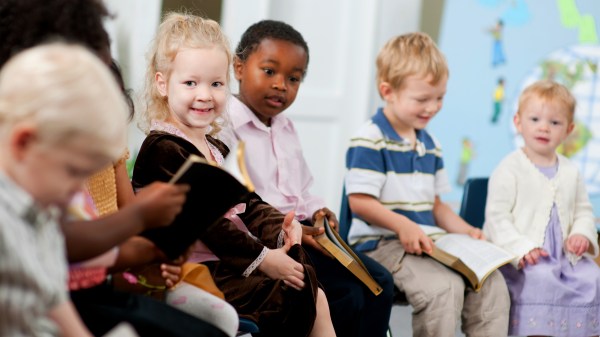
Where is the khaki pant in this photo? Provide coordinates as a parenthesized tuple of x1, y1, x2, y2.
(366, 239, 510, 337)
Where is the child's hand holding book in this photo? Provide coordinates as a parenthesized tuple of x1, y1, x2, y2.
(398, 220, 434, 255)
(133, 182, 189, 230)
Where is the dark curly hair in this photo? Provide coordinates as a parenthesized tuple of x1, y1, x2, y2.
(0, 0, 112, 67)
(235, 19, 309, 66)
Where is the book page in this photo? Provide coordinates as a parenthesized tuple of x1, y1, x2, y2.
(434, 234, 514, 282)
(315, 218, 354, 263)
(221, 141, 255, 192)
(323, 218, 351, 256)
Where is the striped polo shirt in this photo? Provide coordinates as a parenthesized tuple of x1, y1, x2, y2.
(345, 108, 451, 243)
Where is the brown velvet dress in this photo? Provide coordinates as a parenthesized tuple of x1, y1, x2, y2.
(132, 131, 318, 337)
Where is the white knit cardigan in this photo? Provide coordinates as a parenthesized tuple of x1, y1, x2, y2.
(483, 149, 599, 268)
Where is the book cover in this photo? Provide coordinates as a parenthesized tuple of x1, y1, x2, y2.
(141, 141, 253, 259)
(420, 225, 515, 292)
(314, 216, 383, 295)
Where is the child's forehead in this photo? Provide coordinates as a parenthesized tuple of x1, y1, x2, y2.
(253, 39, 307, 61)
(398, 73, 447, 92)
(521, 97, 570, 117)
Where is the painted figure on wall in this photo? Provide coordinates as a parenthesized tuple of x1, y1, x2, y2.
(491, 77, 505, 124)
(456, 137, 474, 186)
(490, 19, 506, 67)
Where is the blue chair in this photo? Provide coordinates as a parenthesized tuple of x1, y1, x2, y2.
(458, 177, 489, 229)
(338, 186, 353, 243)
(237, 318, 259, 336)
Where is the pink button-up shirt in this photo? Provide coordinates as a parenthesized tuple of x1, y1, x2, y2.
(220, 96, 325, 222)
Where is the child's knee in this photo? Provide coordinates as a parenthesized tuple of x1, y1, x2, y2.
(409, 273, 465, 312)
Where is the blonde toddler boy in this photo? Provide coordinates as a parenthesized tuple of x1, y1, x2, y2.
(0, 44, 129, 337)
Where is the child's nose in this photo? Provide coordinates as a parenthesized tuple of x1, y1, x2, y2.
(427, 100, 441, 114)
(195, 84, 212, 100)
(271, 75, 286, 91)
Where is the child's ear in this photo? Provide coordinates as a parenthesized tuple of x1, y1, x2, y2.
(155, 72, 168, 97)
(9, 124, 36, 161)
(567, 121, 575, 135)
(378, 82, 394, 101)
(513, 114, 521, 133)
(233, 56, 244, 81)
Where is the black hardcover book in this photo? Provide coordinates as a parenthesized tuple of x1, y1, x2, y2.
(140, 142, 254, 259)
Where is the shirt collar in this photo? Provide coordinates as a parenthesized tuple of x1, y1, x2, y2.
(151, 120, 191, 143)
(0, 171, 59, 228)
(229, 96, 292, 132)
(372, 108, 427, 155)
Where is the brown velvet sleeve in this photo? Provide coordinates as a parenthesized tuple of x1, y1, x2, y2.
(239, 196, 286, 248)
(132, 132, 267, 267)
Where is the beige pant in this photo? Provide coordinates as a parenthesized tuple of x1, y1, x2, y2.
(366, 239, 510, 337)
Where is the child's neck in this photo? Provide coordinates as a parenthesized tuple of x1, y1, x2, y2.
(183, 132, 213, 161)
(383, 108, 417, 146)
(392, 125, 417, 147)
(236, 94, 273, 127)
(522, 147, 557, 167)
(164, 118, 214, 161)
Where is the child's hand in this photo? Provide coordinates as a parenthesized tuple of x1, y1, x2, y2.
(282, 211, 302, 246)
(160, 263, 182, 288)
(302, 212, 331, 257)
(467, 227, 486, 240)
(398, 222, 433, 255)
(566, 234, 590, 256)
(518, 247, 549, 268)
(134, 182, 189, 229)
(258, 212, 307, 290)
(258, 248, 305, 290)
(312, 208, 339, 232)
(159, 244, 195, 288)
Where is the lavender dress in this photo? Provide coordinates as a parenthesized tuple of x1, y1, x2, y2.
(500, 164, 600, 336)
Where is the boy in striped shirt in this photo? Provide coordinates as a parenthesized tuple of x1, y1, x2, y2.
(344, 32, 509, 337)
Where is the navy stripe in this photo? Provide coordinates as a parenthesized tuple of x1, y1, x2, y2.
(347, 143, 442, 175)
(353, 209, 435, 227)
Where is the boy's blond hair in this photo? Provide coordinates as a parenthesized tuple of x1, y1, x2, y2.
(376, 32, 448, 95)
(517, 80, 576, 123)
(0, 43, 128, 160)
(140, 12, 232, 135)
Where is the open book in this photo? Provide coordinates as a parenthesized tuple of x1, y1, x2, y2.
(141, 141, 254, 259)
(420, 225, 515, 292)
(314, 217, 383, 295)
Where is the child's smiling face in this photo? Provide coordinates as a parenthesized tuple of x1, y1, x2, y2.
(156, 47, 229, 135)
(234, 38, 308, 126)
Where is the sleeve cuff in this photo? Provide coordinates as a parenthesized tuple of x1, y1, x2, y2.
(242, 247, 268, 277)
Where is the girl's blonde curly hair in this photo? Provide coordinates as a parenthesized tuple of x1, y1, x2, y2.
(139, 12, 232, 135)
